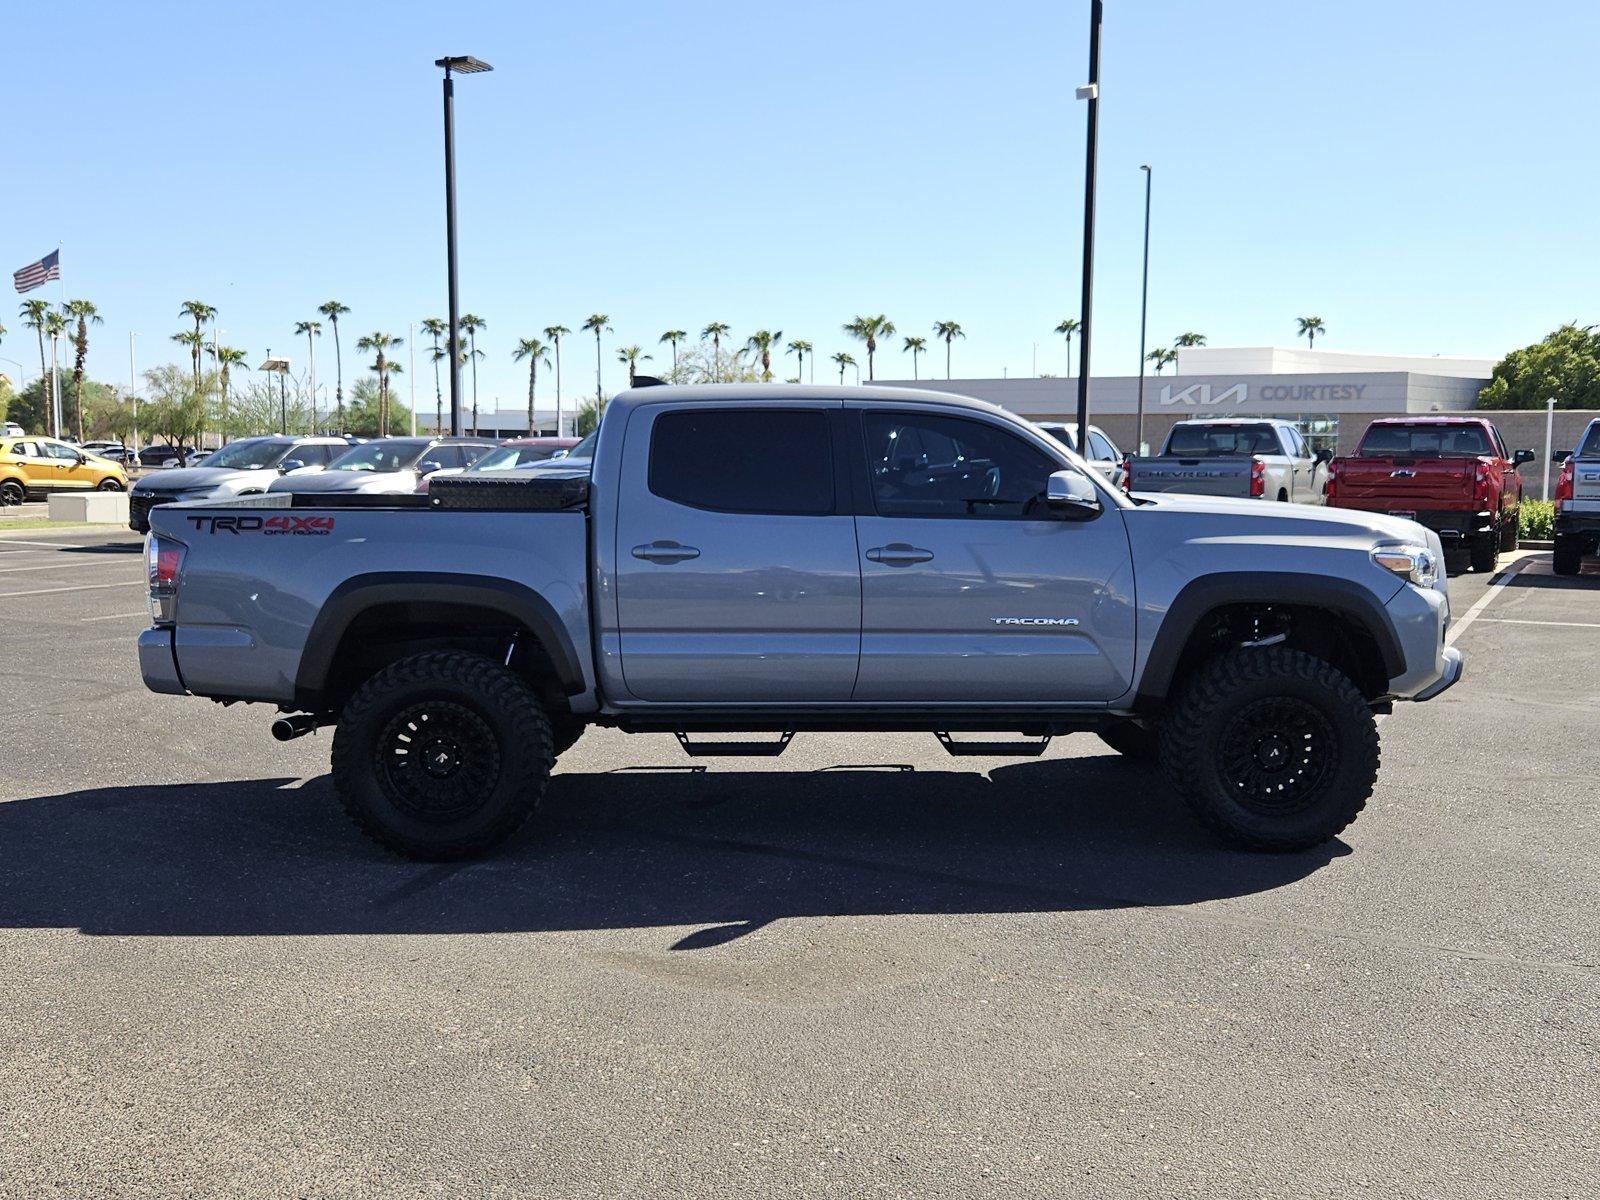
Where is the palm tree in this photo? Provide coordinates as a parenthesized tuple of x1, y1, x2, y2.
(458, 314, 486, 430)
(1174, 332, 1206, 348)
(294, 320, 321, 429)
(179, 301, 216, 391)
(700, 322, 731, 381)
(171, 329, 205, 391)
(1054, 318, 1081, 377)
(616, 344, 651, 386)
(512, 337, 551, 430)
(902, 335, 928, 381)
(317, 301, 351, 429)
(744, 330, 782, 382)
(356, 332, 404, 436)
(933, 320, 965, 379)
(582, 314, 611, 407)
(62, 300, 102, 442)
(658, 329, 688, 375)
(210, 345, 249, 434)
(1296, 316, 1326, 350)
(420, 317, 448, 433)
(831, 351, 857, 384)
(543, 325, 571, 434)
(1147, 347, 1178, 375)
(844, 315, 895, 380)
(786, 338, 813, 383)
(19, 300, 52, 434)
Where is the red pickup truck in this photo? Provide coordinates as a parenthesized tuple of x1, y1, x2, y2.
(1324, 417, 1533, 573)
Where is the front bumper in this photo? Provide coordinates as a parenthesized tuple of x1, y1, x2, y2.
(1383, 580, 1462, 701)
(1411, 647, 1463, 701)
(138, 627, 186, 695)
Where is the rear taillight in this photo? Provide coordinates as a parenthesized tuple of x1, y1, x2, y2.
(1120, 455, 1132, 492)
(1474, 460, 1492, 508)
(1249, 457, 1265, 498)
(1324, 460, 1339, 501)
(1555, 458, 1575, 508)
(146, 533, 186, 626)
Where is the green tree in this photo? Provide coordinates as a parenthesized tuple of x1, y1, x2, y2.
(700, 322, 730, 381)
(1174, 331, 1207, 347)
(658, 329, 688, 374)
(85, 386, 137, 443)
(933, 320, 965, 379)
(179, 300, 215, 391)
(356, 332, 404, 436)
(458, 314, 486, 431)
(844, 315, 895, 380)
(1147, 347, 1178, 375)
(317, 300, 351, 428)
(831, 351, 857, 384)
(420, 317, 448, 432)
(902, 335, 928, 380)
(786, 338, 812, 383)
(209, 345, 250, 431)
(572, 398, 600, 437)
(513, 336, 551, 428)
(342, 377, 411, 438)
(1054, 317, 1081, 377)
(1479, 324, 1600, 410)
(142, 363, 210, 459)
(583, 314, 612, 407)
(745, 329, 782, 381)
(63, 299, 102, 442)
(665, 343, 756, 386)
(19, 299, 53, 434)
(616, 343, 651, 386)
(1296, 316, 1326, 350)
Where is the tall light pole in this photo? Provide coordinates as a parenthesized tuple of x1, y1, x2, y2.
(435, 55, 493, 438)
(1136, 164, 1153, 454)
(1544, 396, 1558, 501)
(260, 353, 291, 435)
(1074, 0, 1103, 455)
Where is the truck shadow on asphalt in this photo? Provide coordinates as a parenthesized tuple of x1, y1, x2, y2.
(0, 756, 1346, 945)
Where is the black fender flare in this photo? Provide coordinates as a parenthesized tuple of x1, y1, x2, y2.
(294, 572, 585, 707)
(1135, 572, 1405, 706)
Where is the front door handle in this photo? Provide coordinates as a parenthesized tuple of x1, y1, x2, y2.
(865, 543, 934, 566)
(632, 540, 700, 563)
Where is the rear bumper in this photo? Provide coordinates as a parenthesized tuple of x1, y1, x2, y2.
(138, 627, 186, 695)
(1329, 504, 1493, 539)
(1554, 510, 1600, 539)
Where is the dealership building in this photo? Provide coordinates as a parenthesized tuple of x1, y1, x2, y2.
(876, 347, 1596, 467)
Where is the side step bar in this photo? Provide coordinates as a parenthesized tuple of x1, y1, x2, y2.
(934, 732, 1053, 757)
(675, 731, 795, 758)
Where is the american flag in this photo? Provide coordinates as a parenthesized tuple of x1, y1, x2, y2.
(13, 250, 60, 294)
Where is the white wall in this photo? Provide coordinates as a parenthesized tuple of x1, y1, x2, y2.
(1175, 346, 1494, 379)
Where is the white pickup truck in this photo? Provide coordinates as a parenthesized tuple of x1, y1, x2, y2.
(1127, 419, 1330, 503)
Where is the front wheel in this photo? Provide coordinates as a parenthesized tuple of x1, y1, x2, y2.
(97, 478, 124, 491)
(331, 650, 554, 861)
(1159, 648, 1379, 852)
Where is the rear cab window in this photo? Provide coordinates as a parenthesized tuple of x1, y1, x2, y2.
(1578, 423, 1600, 458)
(1164, 423, 1282, 457)
(649, 408, 834, 515)
(1358, 424, 1493, 457)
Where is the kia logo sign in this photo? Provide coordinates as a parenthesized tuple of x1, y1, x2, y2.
(1160, 383, 1249, 407)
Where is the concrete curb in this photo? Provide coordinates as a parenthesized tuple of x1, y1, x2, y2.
(1522, 540, 1553, 550)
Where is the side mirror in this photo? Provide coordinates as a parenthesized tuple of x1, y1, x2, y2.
(418, 460, 443, 475)
(279, 460, 305, 474)
(1046, 469, 1102, 519)
(1315, 448, 1333, 465)
(1513, 449, 1535, 466)
(1552, 450, 1572, 464)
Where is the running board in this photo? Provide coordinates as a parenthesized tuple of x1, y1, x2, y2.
(675, 731, 795, 758)
(934, 732, 1052, 757)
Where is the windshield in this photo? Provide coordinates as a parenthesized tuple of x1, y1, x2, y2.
(199, 439, 290, 471)
(1165, 423, 1281, 457)
(469, 445, 567, 472)
(326, 440, 427, 472)
(1359, 425, 1492, 457)
(1035, 423, 1077, 452)
(566, 433, 596, 460)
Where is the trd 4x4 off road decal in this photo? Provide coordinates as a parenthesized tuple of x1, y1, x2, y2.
(186, 514, 335, 536)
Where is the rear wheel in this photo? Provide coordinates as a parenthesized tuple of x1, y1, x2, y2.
(1096, 719, 1159, 763)
(1470, 531, 1499, 573)
(1159, 647, 1378, 852)
(1553, 533, 1583, 576)
(331, 650, 553, 861)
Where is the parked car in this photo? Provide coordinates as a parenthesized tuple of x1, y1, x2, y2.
(129, 435, 353, 532)
(140, 384, 1460, 862)
(418, 436, 581, 493)
(1, 421, 24, 438)
(137, 444, 186, 467)
(266, 436, 496, 496)
(1324, 417, 1531, 574)
(161, 448, 215, 468)
(1034, 422, 1127, 490)
(0, 436, 128, 504)
(1553, 417, 1600, 576)
(1126, 419, 1329, 502)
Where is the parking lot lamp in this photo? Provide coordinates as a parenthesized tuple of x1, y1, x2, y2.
(1136, 164, 1152, 454)
(435, 55, 493, 437)
(259, 352, 291, 435)
(1074, 0, 1103, 454)
(1544, 396, 1557, 500)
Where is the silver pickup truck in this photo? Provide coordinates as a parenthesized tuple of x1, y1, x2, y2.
(139, 384, 1460, 860)
(1128, 418, 1330, 502)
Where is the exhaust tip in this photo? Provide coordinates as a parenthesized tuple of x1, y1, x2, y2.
(271, 714, 319, 742)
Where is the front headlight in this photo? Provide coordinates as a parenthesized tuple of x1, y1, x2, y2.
(1372, 542, 1439, 588)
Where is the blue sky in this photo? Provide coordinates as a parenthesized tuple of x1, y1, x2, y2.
(4, 0, 1597, 408)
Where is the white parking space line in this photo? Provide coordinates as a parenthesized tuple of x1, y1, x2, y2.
(0, 538, 92, 549)
(80, 610, 151, 623)
(0, 560, 145, 575)
(1474, 617, 1600, 630)
(1447, 556, 1533, 646)
(0, 580, 146, 599)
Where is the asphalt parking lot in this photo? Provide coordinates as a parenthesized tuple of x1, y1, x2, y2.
(0, 527, 1594, 1198)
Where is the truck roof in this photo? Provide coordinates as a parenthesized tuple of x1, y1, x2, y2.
(605, 382, 1011, 420)
(1363, 416, 1489, 427)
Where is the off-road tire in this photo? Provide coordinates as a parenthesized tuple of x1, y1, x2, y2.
(1552, 534, 1583, 576)
(1470, 532, 1499, 574)
(331, 650, 553, 861)
(1159, 647, 1379, 852)
(1096, 719, 1160, 763)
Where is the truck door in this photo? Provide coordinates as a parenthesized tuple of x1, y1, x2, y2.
(850, 408, 1137, 702)
(613, 404, 861, 702)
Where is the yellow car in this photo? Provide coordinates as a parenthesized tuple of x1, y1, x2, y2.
(0, 436, 129, 505)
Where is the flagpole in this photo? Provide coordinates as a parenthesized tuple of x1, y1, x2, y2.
(53, 242, 65, 439)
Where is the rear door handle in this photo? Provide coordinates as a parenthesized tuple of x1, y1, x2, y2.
(865, 543, 934, 566)
(632, 540, 700, 563)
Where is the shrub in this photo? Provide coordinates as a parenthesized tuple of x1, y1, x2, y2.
(1520, 499, 1554, 541)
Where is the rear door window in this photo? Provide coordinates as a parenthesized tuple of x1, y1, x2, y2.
(1087, 431, 1118, 461)
(649, 409, 834, 515)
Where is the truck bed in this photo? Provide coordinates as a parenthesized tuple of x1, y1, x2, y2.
(1126, 456, 1257, 497)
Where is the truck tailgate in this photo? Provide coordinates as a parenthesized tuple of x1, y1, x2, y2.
(1127, 456, 1253, 497)
(1331, 457, 1477, 510)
